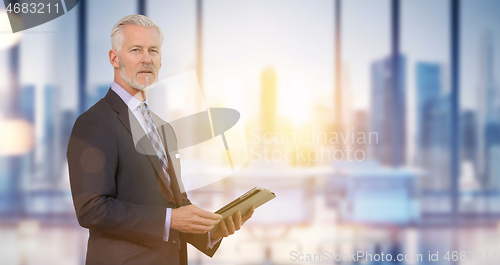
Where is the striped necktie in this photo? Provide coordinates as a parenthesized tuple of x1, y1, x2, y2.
(137, 102, 171, 187)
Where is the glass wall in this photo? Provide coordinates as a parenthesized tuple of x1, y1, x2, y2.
(1, 0, 500, 264)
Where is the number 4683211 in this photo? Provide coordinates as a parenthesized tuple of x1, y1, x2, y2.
(443, 251, 496, 262)
(6, 3, 60, 14)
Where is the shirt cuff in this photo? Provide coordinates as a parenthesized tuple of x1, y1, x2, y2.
(207, 232, 222, 249)
(163, 208, 172, 241)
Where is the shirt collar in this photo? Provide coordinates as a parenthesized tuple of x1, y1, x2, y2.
(111, 82, 148, 111)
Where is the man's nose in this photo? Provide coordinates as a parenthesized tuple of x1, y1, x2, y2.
(140, 50, 153, 63)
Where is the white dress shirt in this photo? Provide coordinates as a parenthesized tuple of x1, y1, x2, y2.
(111, 82, 219, 248)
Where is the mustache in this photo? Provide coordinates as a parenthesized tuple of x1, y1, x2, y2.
(136, 65, 156, 75)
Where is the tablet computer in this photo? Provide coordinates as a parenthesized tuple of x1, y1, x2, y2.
(210, 187, 276, 232)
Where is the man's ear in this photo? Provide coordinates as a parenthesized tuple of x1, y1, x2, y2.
(159, 49, 162, 69)
(109, 49, 119, 68)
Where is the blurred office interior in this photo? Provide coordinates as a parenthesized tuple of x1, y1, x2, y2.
(1, 0, 500, 264)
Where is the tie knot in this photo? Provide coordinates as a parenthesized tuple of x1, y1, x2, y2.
(138, 102, 150, 113)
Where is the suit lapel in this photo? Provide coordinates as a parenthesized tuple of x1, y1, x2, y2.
(152, 113, 187, 206)
(153, 115, 183, 205)
(105, 89, 174, 199)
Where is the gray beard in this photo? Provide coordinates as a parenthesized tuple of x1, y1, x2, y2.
(118, 57, 157, 91)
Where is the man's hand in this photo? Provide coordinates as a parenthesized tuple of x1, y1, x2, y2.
(210, 206, 255, 241)
(171, 204, 222, 234)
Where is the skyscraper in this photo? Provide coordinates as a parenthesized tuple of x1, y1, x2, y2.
(415, 62, 448, 189)
(476, 32, 500, 189)
(461, 111, 477, 163)
(20, 85, 35, 123)
(430, 95, 452, 190)
(485, 122, 500, 190)
(43, 85, 57, 188)
(0, 158, 12, 213)
(370, 55, 406, 166)
(414, 62, 455, 190)
(416, 62, 441, 151)
(19, 85, 36, 193)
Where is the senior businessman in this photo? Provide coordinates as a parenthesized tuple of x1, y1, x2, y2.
(67, 14, 254, 265)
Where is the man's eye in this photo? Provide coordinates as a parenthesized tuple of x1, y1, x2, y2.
(150, 50, 158, 53)
(132, 49, 139, 52)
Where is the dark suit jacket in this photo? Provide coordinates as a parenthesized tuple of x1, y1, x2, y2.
(67, 88, 221, 265)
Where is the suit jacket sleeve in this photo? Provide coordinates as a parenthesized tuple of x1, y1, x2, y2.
(67, 113, 166, 248)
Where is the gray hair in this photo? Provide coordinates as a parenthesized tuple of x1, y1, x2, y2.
(111, 14, 164, 53)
